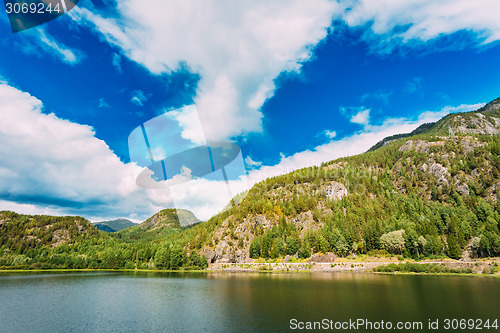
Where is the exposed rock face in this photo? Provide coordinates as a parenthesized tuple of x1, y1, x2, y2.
(51, 229, 69, 248)
(201, 210, 327, 263)
(399, 140, 445, 153)
(308, 253, 335, 263)
(452, 113, 500, 136)
(487, 181, 500, 202)
(204, 242, 248, 264)
(454, 179, 470, 196)
(325, 181, 348, 201)
(461, 138, 485, 154)
(394, 137, 489, 197)
(323, 161, 347, 170)
(292, 211, 322, 232)
(250, 215, 272, 230)
(429, 163, 449, 185)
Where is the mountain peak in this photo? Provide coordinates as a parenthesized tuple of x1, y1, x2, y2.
(116, 208, 200, 240)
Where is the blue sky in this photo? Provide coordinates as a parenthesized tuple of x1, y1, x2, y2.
(0, 0, 500, 221)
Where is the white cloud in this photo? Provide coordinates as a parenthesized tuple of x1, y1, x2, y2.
(72, 0, 341, 141)
(112, 52, 123, 73)
(245, 155, 262, 168)
(130, 90, 149, 106)
(0, 82, 244, 222)
(17, 27, 84, 65)
(324, 130, 337, 139)
(0, 199, 68, 217)
(0, 82, 155, 220)
(340, 106, 371, 126)
(421, 102, 486, 117)
(350, 109, 370, 126)
(150, 146, 166, 161)
(167, 105, 206, 146)
(246, 102, 485, 186)
(342, 0, 500, 52)
(62, 0, 500, 147)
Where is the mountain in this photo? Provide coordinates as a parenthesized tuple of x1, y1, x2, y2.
(167, 97, 500, 263)
(1, 98, 500, 270)
(93, 219, 136, 233)
(0, 211, 103, 251)
(117, 209, 200, 240)
(369, 97, 500, 152)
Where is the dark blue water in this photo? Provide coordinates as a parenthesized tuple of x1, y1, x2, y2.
(0, 271, 499, 332)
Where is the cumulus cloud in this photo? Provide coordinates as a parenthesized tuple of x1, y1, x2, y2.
(323, 130, 337, 139)
(66, 0, 500, 148)
(342, 0, 500, 52)
(0, 82, 245, 222)
(340, 106, 371, 126)
(350, 109, 370, 126)
(0, 82, 155, 220)
(245, 155, 262, 168)
(72, 0, 341, 142)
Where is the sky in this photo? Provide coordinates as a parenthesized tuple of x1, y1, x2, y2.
(0, 0, 500, 222)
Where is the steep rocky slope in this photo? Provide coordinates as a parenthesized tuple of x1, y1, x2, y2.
(170, 98, 500, 263)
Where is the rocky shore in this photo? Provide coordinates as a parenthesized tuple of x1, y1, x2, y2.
(209, 258, 500, 274)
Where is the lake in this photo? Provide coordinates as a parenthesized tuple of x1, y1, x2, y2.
(0, 271, 499, 332)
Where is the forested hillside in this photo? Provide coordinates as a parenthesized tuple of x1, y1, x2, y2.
(0, 210, 206, 270)
(168, 97, 500, 263)
(1, 98, 500, 270)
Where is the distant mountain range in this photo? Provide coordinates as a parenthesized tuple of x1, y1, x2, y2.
(93, 219, 137, 233)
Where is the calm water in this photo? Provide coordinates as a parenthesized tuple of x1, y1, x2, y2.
(0, 271, 499, 332)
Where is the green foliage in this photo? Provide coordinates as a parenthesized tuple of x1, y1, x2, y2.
(285, 236, 299, 255)
(249, 236, 261, 259)
(0, 211, 206, 271)
(380, 230, 406, 254)
(374, 262, 474, 274)
(298, 239, 311, 259)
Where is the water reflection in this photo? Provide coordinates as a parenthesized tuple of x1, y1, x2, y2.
(0, 271, 498, 333)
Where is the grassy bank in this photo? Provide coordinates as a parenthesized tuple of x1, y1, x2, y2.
(373, 262, 499, 275)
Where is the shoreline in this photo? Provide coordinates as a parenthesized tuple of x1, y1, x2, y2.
(1, 258, 498, 276)
(209, 259, 499, 274)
